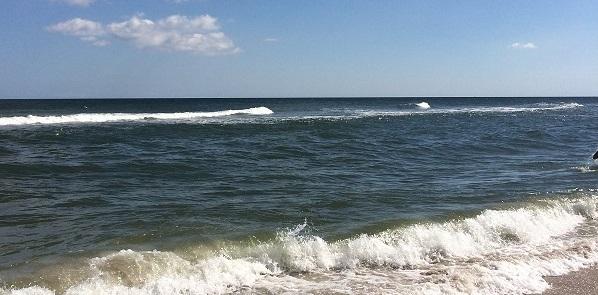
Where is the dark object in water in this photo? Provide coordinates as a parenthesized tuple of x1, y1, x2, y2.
(593, 150, 598, 160)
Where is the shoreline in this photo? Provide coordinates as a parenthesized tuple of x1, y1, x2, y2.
(543, 266, 598, 295)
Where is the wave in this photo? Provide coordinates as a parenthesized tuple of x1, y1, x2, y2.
(0, 107, 273, 126)
(416, 102, 431, 109)
(0, 103, 582, 127)
(358, 102, 583, 118)
(3, 196, 598, 294)
(270, 102, 584, 125)
(446, 102, 583, 114)
(280, 102, 584, 123)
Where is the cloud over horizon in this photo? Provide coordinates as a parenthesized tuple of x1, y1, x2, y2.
(510, 42, 537, 49)
(47, 14, 240, 55)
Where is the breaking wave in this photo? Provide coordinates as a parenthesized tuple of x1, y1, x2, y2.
(0, 103, 583, 127)
(416, 102, 431, 109)
(271, 102, 584, 124)
(357, 102, 583, 118)
(3, 196, 598, 294)
(0, 107, 273, 126)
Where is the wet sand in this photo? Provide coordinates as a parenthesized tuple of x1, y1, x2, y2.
(543, 267, 598, 295)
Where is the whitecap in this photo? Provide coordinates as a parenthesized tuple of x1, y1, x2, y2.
(0, 107, 273, 126)
(416, 102, 431, 109)
(5, 196, 598, 295)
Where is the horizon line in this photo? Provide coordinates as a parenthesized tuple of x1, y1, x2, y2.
(1, 95, 597, 100)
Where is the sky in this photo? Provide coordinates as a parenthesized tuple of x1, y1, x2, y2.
(0, 0, 597, 98)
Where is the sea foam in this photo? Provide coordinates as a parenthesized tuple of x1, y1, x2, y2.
(358, 102, 583, 118)
(416, 102, 431, 109)
(0, 103, 583, 128)
(3, 196, 598, 295)
(280, 102, 584, 124)
(0, 107, 273, 126)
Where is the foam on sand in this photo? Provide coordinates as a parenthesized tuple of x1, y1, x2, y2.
(0, 107, 273, 126)
(3, 196, 598, 294)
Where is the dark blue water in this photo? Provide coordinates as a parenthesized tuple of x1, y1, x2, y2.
(1, 97, 598, 294)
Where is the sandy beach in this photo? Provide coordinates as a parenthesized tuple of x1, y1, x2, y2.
(544, 266, 598, 295)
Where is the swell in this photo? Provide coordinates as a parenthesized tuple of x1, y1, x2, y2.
(3, 195, 598, 294)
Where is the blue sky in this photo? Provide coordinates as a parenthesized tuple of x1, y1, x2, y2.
(0, 0, 597, 98)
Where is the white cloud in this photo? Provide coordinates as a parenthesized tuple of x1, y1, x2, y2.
(52, 0, 95, 7)
(48, 14, 240, 54)
(263, 38, 278, 42)
(510, 42, 537, 49)
(47, 18, 107, 46)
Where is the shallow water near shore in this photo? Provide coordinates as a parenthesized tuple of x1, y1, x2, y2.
(1, 97, 598, 294)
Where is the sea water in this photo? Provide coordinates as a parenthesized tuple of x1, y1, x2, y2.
(1, 97, 598, 294)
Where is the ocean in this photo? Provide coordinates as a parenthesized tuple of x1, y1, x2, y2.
(1, 97, 598, 294)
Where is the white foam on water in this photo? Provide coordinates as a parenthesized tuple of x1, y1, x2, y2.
(281, 102, 583, 124)
(0, 107, 273, 126)
(573, 160, 598, 173)
(3, 196, 598, 295)
(416, 102, 431, 109)
(446, 102, 583, 114)
(358, 102, 583, 118)
(0, 103, 583, 128)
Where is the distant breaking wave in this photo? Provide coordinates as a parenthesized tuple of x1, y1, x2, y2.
(4, 195, 598, 295)
(358, 102, 583, 117)
(281, 102, 584, 123)
(416, 101, 431, 109)
(0, 103, 582, 127)
(0, 107, 273, 126)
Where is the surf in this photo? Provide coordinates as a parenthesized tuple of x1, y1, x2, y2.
(4, 195, 598, 295)
(416, 101, 431, 109)
(0, 103, 583, 127)
(359, 102, 582, 117)
(0, 107, 273, 126)
(290, 102, 584, 123)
